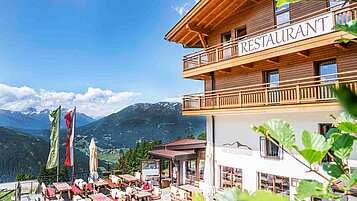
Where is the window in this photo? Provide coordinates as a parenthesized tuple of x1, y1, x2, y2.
(185, 160, 196, 184)
(319, 123, 333, 163)
(317, 59, 338, 83)
(260, 136, 282, 158)
(265, 70, 280, 103)
(274, 2, 290, 27)
(316, 59, 337, 99)
(327, 0, 349, 11)
(220, 166, 243, 189)
(258, 172, 290, 195)
(221, 31, 232, 59)
(236, 26, 247, 39)
(221, 32, 232, 43)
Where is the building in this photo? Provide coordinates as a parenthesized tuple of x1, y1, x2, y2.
(148, 139, 206, 187)
(165, 0, 357, 200)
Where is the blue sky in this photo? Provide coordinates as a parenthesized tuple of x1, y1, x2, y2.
(0, 0, 202, 117)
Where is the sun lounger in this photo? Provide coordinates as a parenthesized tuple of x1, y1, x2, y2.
(41, 183, 57, 201)
(106, 179, 118, 188)
(71, 184, 83, 196)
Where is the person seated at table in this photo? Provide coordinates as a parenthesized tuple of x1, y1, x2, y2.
(125, 183, 137, 201)
(141, 181, 152, 192)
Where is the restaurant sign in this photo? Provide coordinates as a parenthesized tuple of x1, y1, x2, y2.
(238, 13, 334, 56)
(221, 140, 253, 156)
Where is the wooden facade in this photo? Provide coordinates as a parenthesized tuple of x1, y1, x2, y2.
(165, 0, 357, 115)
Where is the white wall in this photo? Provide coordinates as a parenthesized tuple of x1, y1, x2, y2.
(205, 109, 357, 200)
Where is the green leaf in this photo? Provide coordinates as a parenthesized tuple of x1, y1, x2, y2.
(275, 0, 301, 8)
(262, 119, 295, 151)
(337, 122, 357, 133)
(322, 162, 345, 178)
(333, 20, 357, 37)
(192, 192, 205, 201)
(337, 111, 356, 123)
(348, 169, 357, 189)
(249, 191, 289, 201)
(296, 180, 339, 200)
(331, 133, 355, 159)
(333, 85, 357, 118)
(325, 127, 339, 139)
(296, 130, 332, 164)
(216, 188, 241, 201)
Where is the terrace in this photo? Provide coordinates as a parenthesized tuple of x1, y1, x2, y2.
(182, 70, 357, 115)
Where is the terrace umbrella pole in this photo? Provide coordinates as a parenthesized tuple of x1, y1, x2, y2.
(72, 107, 77, 181)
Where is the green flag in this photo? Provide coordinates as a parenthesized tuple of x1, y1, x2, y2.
(46, 106, 61, 169)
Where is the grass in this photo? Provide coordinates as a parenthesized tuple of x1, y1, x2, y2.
(0, 191, 14, 201)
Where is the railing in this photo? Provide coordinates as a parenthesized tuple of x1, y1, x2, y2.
(182, 70, 357, 111)
(182, 3, 357, 71)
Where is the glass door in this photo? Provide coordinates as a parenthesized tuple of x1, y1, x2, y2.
(265, 70, 280, 104)
(317, 59, 337, 100)
(221, 32, 232, 59)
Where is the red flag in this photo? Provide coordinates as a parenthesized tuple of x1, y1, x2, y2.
(64, 108, 76, 166)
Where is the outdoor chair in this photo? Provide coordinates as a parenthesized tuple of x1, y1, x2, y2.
(41, 183, 57, 201)
(170, 186, 180, 201)
(106, 179, 119, 189)
(178, 189, 189, 201)
(150, 187, 162, 200)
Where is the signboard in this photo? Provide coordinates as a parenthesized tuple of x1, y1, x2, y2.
(221, 140, 253, 156)
(238, 13, 334, 56)
(141, 159, 160, 180)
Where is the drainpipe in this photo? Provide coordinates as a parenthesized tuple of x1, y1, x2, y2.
(210, 71, 216, 193)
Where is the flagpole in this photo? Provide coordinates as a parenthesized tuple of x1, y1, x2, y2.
(72, 107, 76, 181)
(57, 106, 61, 183)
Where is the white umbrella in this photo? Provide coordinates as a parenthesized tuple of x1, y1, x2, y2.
(203, 142, 215, 201)
(89, 138, 99, 192)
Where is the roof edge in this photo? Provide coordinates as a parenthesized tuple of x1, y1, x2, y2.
(165, 0, 210, 42)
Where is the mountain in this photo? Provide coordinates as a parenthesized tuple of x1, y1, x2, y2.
(0, 108, 95, 130)
(0, 127, 90, 183)
(76, 102, 206, 149)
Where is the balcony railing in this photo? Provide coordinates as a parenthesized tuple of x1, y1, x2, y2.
(182, 3, 357, 71)
(182, 70, 357, 112)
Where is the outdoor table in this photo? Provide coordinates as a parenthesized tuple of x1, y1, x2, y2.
(119, 174, 139, 186)
(88, 193, 113, 201)
(135, 191, 152, 201)
(179, 184, 202, 195)
(93, 179, 108, 192)
(53, 182, 72, 199)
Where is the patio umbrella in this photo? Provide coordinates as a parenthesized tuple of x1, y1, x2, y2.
(89, 138, 99, 191)
(203, 142, 214, 201)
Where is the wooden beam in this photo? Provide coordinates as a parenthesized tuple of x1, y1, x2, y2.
(296, 50, 310, 58)
(219, 68, 231, 73)
(334, 42, 349, 50)
(203, 0, 237, 29)
(178, 32, 193, 44)
(209, 0, 248, 30)
(240, 63, 253, 68)
(266, 57, 279, 64)
(250, 0, 259, 3)
(195, 0, 227, 27)
(187, 38, 201, 47)
(186, 23, 211, 36)
(183, 34, 198, 46)
(198, 33, 208, 48)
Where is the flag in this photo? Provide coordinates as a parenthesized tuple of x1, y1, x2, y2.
(64, 107, 76, 166)
(46, 106, 61, 169)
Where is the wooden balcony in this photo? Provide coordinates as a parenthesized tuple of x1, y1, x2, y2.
(182, 70, 357, 114)
(182, 4, 357, 76)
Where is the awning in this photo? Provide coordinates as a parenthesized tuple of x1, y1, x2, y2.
(148, 149, 197, 161)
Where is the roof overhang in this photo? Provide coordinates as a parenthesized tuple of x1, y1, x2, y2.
(148, 149, 197, 161)
(165, 0, 253, 47)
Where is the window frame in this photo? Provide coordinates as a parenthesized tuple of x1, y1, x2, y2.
(273, 0, 290, 26)
(220, 166, 243, 189)
(235, 26, 247, 40)
(221, 31, 232, 43)
(258, 172, 290, 195)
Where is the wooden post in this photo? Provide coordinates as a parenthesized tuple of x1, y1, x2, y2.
(198, 97, 201, 109)
(216, 94, 220, 108)
(265, 89, 269, 105)
(238, 91, 242, 107)
(198, 54, 201, 67)
(216, 48, 219, 62)
(296, 85, 300, 104)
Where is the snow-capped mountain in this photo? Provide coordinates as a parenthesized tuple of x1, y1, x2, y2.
(0, 107, 95, 130)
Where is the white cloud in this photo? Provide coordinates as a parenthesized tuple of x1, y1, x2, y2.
(173, 0, 198, 16)
(163, 97, 181, 103)
(0, 84, 141, 117)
